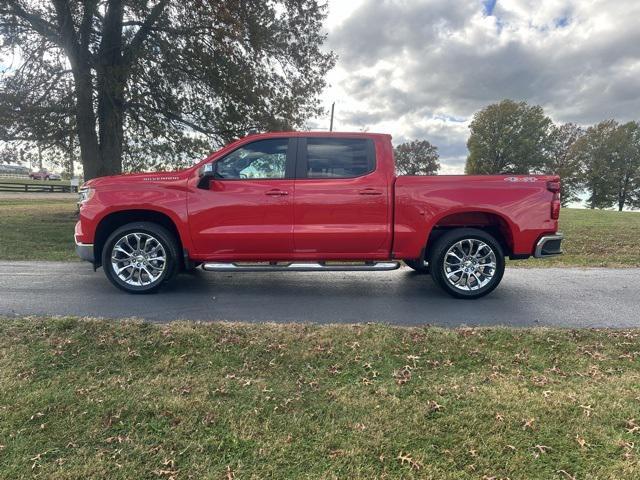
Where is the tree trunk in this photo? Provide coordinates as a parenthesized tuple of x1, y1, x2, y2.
(97, 76, 125, 176)
(67, 133, 75, 178)
(74, 69, 101, 180)
(618, 174, 631, 213)
(96, 0, 125, 177)
(52, 0, 100, 181)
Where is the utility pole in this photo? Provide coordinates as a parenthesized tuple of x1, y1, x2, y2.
(329, 102, 335, 132)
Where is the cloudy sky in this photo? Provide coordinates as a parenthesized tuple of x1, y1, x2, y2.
(309, 0, 640, 173)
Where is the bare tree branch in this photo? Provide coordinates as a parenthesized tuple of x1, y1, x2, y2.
(51, 0, 82, 60)
(123, 0, 168, 65)
(126, 101, 239, 137)
(2, 0, 61, 45)
(78, 0, 98, 52)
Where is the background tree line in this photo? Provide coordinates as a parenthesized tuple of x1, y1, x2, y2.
(465, 99, 640, 211)
(0, 2, 636, 211)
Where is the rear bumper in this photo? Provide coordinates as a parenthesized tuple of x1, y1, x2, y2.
(75, 240, 95, 263)
(534, 233, 563, 258)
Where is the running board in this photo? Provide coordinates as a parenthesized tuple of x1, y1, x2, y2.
(202, 261, 401, 272)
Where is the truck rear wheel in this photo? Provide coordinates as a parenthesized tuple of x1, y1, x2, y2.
(429, 228, 505, 299)
(102, 222, 179, 294)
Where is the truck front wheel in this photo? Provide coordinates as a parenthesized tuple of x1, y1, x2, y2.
(102, 222, 179, 294)
(429, 228, 505, 299)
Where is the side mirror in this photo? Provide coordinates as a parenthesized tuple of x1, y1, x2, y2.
(197, 163, 215, 189)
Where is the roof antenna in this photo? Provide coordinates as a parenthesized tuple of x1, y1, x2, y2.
(329, 102, 335, 132)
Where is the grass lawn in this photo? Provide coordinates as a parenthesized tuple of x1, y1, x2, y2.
(0, 317, 639, 478)
(0, 199, 78, 261)
(0, 199, 638, 266)
(517, 208, 640, 268)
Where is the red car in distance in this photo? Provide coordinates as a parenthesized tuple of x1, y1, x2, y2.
(29, 170, 62, 181)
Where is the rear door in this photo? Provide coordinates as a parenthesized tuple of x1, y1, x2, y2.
(188, 137, 296, 257)
(293, 137, 390, 256)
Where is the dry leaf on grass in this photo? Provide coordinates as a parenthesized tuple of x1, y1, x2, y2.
(557, 470, 577, 480)
(397, 451, 422, 470)
(576, 435, 588, 448)
(579, 404, 593, 417)
(625, 418, 639, 434)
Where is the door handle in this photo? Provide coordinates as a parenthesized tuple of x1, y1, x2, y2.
(358, 188, 383, 195)
(265, 189, 289, 196)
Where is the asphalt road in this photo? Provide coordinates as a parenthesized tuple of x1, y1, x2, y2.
(0, 261, 637, 327)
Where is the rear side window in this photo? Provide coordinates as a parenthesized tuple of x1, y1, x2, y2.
(303, 138, 375, 178)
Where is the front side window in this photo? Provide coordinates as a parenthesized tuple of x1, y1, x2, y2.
(305, 138, 374, 178)
(215, 139, 288, 179)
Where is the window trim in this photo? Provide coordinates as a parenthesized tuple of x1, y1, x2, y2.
(210, 137, 297, 181)
(295, 137, 376, 180)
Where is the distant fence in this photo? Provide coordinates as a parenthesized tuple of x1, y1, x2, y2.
(0, 173, 29, 179)
(0, 182, 78, 193)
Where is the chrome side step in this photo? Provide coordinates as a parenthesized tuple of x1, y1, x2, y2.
(202, 261, 401, 272)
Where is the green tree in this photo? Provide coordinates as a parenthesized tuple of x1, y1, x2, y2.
(0, 60, 78, 174)
(571, 120, 620, 209)
(393, 139, 440, 175)
(465, 99, 553, 175)
(0, 144, 18, 164)
(0, 1, 335, 180)
(544, 123, 584, 206)
(571, 120, 640, 210)
(612, 122, 640, 211)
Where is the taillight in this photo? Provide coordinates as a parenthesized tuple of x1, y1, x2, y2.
(546, 180, 560, 193)
(551, 194, 560, 219)
(547, 180, 561, 219)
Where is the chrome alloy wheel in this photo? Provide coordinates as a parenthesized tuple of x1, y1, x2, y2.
(110, 233, 167, 287)
(443, 239, 497, 292)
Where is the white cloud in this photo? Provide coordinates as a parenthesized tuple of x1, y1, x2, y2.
(314, 0, 640, 173)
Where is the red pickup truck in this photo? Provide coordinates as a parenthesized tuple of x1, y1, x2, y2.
(75, 132, 562, 298)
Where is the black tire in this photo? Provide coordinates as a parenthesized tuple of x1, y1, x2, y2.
(102, 221, 179, 294)
(429, 228, 505, 299)
(404, 258, 430, 274)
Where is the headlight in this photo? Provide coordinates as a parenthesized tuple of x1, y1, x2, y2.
(78, 187, 95, 206)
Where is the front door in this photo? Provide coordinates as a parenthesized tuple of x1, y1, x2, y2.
(293, 137, 390, 256)
(188, 137, 296, 258)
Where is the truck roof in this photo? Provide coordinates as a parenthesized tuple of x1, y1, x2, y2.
(244, 131, 392, 140)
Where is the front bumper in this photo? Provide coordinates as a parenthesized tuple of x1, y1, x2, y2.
(75, 240, 95, 263)
(534, 233, 563, 258)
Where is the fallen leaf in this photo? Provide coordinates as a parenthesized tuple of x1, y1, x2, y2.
(576, 435, 588, 448)
(579, 404, 593, 417)
(397, 451, 422, 470)
(557, 470, 577, 480)
(534, 444, 551, 454)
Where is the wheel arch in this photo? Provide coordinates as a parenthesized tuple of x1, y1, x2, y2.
(94, 209, 185, 269)
(422, 209, 516, 262)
